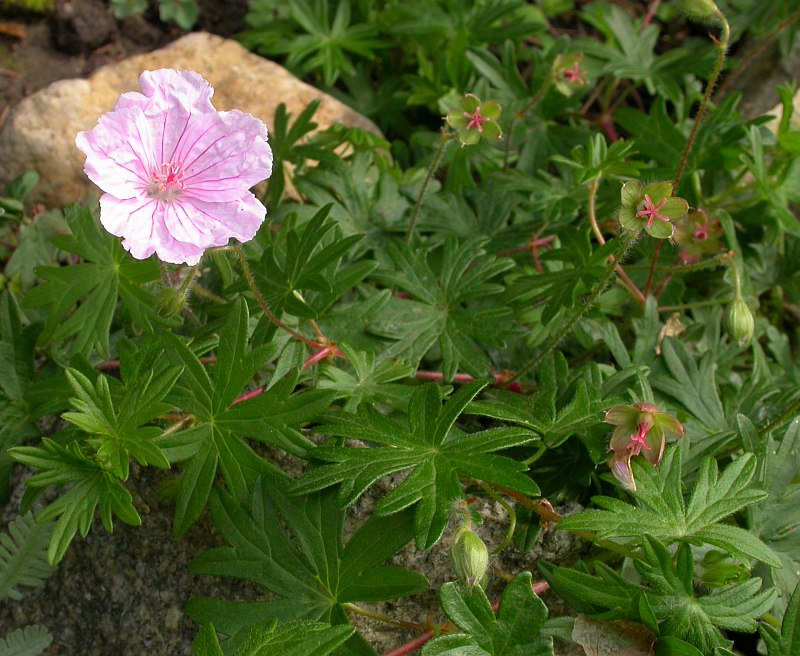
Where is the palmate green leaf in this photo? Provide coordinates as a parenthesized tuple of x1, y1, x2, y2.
(504, 232, 620, 326)
(194, 620, 353, 656)
(543, 537, 775, 653)
(188, 474, 426, 655)
(0, 625, 53, 656)
(370, 238, 517, 381)
(581, 3, 711, 103)
(0, 292, 69, 501)
(9, 438, 140, 564)
(467, 356, 610, 449)
(749, 421, 800, 617)
(0, 511, 52, 601)
(60, 362, 177, 479)
(292, 382, 539, 549)
(317, 342, 415, 412)
(651, 338, 728, 437)
(158, 299, 334, 536)
(422, 573, 553, 656)
(558, 446, 780, 567)
(284, 0, 383, 85)
(635, 538, 776, 653)
(254, 204, 371, 321)
(22, 203, 160, 357)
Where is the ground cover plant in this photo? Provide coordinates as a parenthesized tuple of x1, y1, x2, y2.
(1, 0, 800, 654)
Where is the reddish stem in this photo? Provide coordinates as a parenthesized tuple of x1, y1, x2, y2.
(642, 0, 661, 28)
(303, 344, 344, 369)
(415, 370, 524, 394)
(382, 631, 434, 656)
(644, 240, 662, 297)
(230, 387, 265, 406)
(599, 114, 619, 142)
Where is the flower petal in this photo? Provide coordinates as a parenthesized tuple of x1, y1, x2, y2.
(76, 107, 157, 200)
(117, 69, 215, 116)
(644, 218, 674, 240)
(660, 197, 689, 220)
(642, 182, 673, 205)
(620, 180, 643, 208)
(176, 192, 267, 245)
(177, 110, 271, 201)
(618, 207, 641, 231)
(459, 94, 480, 113)
(608, 454, 636, 492)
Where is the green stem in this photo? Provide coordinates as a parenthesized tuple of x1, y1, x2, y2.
(658, 297, 731, 312)
(209, 246, 321, 349)
(406, 134, 448, 243)
(509, 231, 637, 383)
(673, 7, 731, 191)
(342, 603, 427, 633)
(191, 283, 228, 305)
(626, 250, 733, 273)
(521, 443, 547, 467)
(177, 264, 199, 294)
(475, 481, 517, 553)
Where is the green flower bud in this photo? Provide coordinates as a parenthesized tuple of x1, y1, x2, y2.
(676, 0, 718, 20)
(154, 286, 188, 319)
(726, 297, 754, 347)
(450, 527, 489, 589)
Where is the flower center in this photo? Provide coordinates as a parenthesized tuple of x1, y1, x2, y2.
(148, 161, 185, 202)
(627, 420, 653, 456)
(464, 108, 489, 132)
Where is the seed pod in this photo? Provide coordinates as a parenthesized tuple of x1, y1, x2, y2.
(726, 297, 755, 347)
(450, 527, 489, 590)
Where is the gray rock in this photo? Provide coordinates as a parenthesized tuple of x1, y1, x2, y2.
(0, 32, 379, 207)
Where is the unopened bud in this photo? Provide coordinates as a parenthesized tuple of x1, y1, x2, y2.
(726, 297, 754, 347)
(155, 286, 187, 318)
(450, 527, 489, 589)
(676, 0, 718, 20)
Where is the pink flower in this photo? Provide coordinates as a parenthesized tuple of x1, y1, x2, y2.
(605, 402, 684, 492)
(75, 69, 273, 265)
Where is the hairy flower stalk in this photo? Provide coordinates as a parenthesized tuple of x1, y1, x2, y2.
(76, 69, 273, 264)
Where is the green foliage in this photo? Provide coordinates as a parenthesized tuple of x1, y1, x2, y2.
(541, 536, 776, 653)
(194, 620, 354, 656)
(760, 582, 800, 656)
(188, 475, 427, 653)
(559, 445, 781, 567)
(5, 0, 800, 652)
(22, 204, 160, 358)
(0, 625, 52, 656)
(292, 382, 539, 549)
(0, 511, 52, 601)
(370, 238, 517, 380)
(422, 573, 553, 655)
(158, 299, 334, 535)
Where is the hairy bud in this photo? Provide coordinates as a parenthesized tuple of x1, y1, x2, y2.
(726, 297, 754, 347)
(154, 286, 188, 319)
(450, 527, 489, 589)
(676, 0, 718, 20)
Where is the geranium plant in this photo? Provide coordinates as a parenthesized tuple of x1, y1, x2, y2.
(2, 1, 800, 655)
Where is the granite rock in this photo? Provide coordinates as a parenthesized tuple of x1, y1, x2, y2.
(0, 32, 379, 207)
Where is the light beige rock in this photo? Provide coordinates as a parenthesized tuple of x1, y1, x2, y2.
(0, 32, 379, 207)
